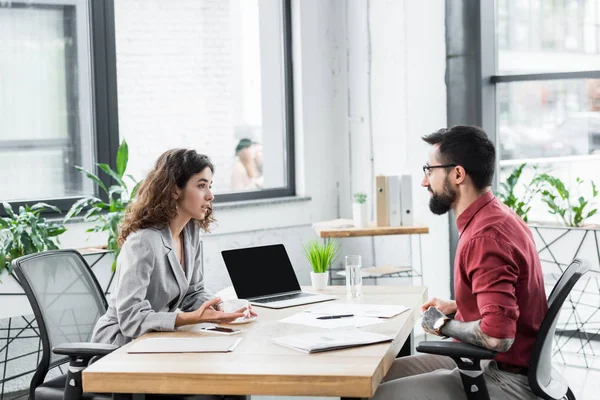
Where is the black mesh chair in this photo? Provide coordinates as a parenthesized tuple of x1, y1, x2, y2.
(417, 258, 590, 400)
(12, 250, 118, 400)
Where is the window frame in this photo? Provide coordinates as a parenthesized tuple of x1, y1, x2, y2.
(0, 0, 119, 216)
(1, 0, 296, 216)
(446, 0, 600, 297)
(480, 0, 600, 172)
(210, 0, 296, 203)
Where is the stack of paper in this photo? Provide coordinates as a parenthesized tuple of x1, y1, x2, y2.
(273, 328, 393, 353)
(309, 304, 410, 319)
(280, 312, 384, 329)
(127, 337, 242, 353)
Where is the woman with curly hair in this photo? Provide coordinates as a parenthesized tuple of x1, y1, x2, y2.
(91, 149, 253, 347)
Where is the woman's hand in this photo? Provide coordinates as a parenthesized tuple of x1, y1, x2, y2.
(195, 298, 246, 323)
(421, 297, 457, 316)
(247, 303, 258, 318)
(175, 298, 246, 327)
(215, 300, 259, 319)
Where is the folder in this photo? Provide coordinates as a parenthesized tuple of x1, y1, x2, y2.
(127, 337, 243, 353)
(272, 328, 393, 354)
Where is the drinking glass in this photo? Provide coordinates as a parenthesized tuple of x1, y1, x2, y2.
(345, 255, 362, 298)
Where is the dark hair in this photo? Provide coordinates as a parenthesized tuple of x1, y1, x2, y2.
(235, 138, 256, 154)
(118, 149, 216, 246)
(422, 125, 496, 190)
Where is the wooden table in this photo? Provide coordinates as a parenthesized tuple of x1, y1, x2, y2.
(83, 285, 427, 399)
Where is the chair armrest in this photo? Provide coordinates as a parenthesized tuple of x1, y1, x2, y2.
(52, 342, 118, 358)
(416, 341, 497, 360)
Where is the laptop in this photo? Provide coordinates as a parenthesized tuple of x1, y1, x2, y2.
(221, 244, 337, 309)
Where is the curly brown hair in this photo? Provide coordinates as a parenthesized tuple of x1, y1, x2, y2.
(118, 149, 216, 247)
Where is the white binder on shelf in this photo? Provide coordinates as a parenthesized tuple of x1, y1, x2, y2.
(399, 174, 413, 226)
(387, 175, 401, 226)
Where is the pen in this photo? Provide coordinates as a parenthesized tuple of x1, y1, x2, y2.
(316, 314, 355, 320)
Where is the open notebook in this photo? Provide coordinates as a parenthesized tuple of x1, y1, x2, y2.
(127, 337, 243, 354)
(272, 328, 393, 354)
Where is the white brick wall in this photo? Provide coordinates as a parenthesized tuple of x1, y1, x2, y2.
(114, 0, 237, 192)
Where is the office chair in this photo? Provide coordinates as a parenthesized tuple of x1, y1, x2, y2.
(417, 258, 590, 400)
(13, 250, 118, 400)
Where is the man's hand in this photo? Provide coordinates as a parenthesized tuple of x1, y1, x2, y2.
(421, 298, 457, 315)
(421, 306, 447, 336)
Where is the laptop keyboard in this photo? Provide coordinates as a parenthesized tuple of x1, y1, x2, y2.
(252, 292, 315, 303)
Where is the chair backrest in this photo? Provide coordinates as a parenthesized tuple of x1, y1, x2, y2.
(528, 258, 590, 399)
(12, 250, 108, 397)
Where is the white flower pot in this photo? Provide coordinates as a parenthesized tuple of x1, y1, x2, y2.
(353, 202, 368, 228)
(310, 271, 329, 291)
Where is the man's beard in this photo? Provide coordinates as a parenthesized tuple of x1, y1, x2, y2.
(428, 178, 457, 215)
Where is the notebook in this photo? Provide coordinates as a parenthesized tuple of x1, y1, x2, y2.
(127, 337, 243, 353)
(272, 328, 393, 354)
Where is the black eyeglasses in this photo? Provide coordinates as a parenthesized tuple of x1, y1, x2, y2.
(422, 164, 458, 177)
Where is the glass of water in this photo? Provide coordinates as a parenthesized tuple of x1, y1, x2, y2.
(345, 255, 362, 298)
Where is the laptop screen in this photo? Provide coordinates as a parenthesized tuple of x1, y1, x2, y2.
(221, 244, 301, 299)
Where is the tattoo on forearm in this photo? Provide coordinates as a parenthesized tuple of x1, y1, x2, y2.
(441, 319, 514, 352)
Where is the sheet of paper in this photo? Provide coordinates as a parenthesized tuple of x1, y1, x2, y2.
(280, 311, 384, 329)
(273, 327, 393, 353)
(127, 337, 242, 353)
(308, 303, 410, 319)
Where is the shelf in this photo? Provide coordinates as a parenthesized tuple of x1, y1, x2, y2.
(329, 266, 421, 281)
(313, 218, 429, 238)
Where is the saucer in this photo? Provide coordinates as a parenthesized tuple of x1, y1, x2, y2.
(230, 316, 258, 325)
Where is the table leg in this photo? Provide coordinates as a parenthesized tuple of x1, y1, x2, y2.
(396, 329, 413, 358)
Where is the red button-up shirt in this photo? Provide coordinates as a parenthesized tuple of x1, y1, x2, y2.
(454, 191, 548, 368)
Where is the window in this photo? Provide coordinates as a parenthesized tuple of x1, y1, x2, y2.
(115, 0, 295, 202)
(488, 0, 600, 224)
(0, 0, 119, 213)
(0, 0, 294, 214)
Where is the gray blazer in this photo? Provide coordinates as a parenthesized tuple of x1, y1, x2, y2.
(91, 222, 213, 346)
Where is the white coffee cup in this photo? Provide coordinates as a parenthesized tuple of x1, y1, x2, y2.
(221, 298, 250, 318)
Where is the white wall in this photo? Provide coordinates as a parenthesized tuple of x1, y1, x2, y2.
(341, 0, 450, 300)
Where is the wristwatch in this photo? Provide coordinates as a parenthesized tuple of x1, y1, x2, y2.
(433, 316, 451, 335)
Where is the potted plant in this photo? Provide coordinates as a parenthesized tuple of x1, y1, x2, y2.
(303, 239, 340, 291)
(64, 140, 141, 272)
(499, 163, 600, 368)
(0, 202, 66, 278)
(497, 163, 544, 222)
(0, 202, 67, 318)
(353, 192, 368, 228)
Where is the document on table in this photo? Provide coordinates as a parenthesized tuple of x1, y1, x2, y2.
(308, 303, 410, 319)
(280, 311, 384, 329)
(273, 327, 393, 354)
(127, 337, 243, 353)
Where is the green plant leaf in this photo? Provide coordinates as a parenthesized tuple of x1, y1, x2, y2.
(98, 163, 126, 188)
(131, 180, 143, 199)
(2, 202, 15, 218)
(303, 239, 340, 273)
(47, 226, 67, 237)
(0, 252, 7, 275)
(75, 166, 108, 194)
(65, 197, 102, 222)
(116, 139, 128, 178)
(30, 202, 61, 214)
